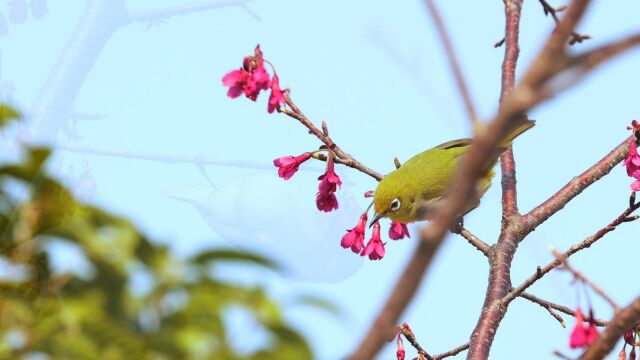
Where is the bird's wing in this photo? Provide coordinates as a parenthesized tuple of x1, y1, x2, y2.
(433, 138, 472, 150)
(434, 138, 509, 157)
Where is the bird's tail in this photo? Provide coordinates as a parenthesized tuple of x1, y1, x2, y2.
(501, 119, 535, 147)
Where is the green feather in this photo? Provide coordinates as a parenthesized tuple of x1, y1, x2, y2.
(373, 120, 534, 223)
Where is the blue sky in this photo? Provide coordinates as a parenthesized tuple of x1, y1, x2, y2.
(2, 0, 640, 358)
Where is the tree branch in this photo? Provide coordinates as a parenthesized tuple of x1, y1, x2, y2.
(280, 91, 382, 181)
(450, 225, 491, 256)
(522, 137, 633, 230)
(423, 0, 478, 126)
(503, 200, 640, 316)
(552, 249, 619, 311)
(348, 0, 640, 358)
(519, 291, 608, 327)
(520, 291, 567, 327)
(433, 343, 470, 360)
(281, 95, 383, 181)
(400, 324, 433, 360)
(538, 0, 591, 45)
(467, 1, 525, 357)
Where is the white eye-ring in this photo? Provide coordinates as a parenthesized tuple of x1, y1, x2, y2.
(389, 198, 401, 212)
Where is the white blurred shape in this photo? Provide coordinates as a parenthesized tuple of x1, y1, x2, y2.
(169, 172, 365, 283)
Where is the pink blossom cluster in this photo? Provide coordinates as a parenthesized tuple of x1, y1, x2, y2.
(273, 150, 342, 212)
(341, 210, 410, 261)
(272, 150, 410, 260)
(222, 45, 286, 113)
(624, 120, 640, 191)
(225, 46, 411, 262)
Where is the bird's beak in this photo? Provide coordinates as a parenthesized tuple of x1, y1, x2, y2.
(369, 212, 385, 228)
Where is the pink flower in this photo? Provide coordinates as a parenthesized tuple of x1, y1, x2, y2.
(316, 153, 342, 212)
(341, 213, 367, 253)
(222, 45, 271, 101)
(268, 74, 286, 113)
(361, 222, 385, 260)
(396, 335, 405, 360)
(569, 308, 599, 349)
(624, 120, 640, 191)
(273, 152, 312, 180)
(222, 69, 250, 99)
(624, 329, 636, 345)
(316, 191, 338, 212)
(624, 138, 640, 191)
(389, 221, 411, 240)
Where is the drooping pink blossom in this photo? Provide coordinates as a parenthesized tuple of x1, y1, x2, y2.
(341, 213, 368, 253)
(268, 74, 286, 113)
(316, 153, 342, 212)
(363, 190, 374, 198)
(222, 45, 271, 101)
(222, 69, 250, 99)
(273, 152, 312, 180)
(624, 121, 640, 191)
(362, 222, 385, 260)
(396, 335, 405, 360)
(624, 329, 636, 345)
(389, 221, 411, 240)
(316, 191, 338, 212)
(569, 308, 599, 349)
(624, 138, 640, 191)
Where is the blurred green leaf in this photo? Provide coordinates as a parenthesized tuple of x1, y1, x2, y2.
(0, 104, 20, 127)
(292, 294, 342, 319)
(0, 147, 51, 181)
(191, 249, 281, 271)
(0, 108, 319, 359)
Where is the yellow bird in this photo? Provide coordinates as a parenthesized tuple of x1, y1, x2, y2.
(371, 120, 535, 225)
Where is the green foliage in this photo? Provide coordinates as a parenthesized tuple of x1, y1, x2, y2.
(0, 105, 319, 359)
(0, 104, 20, 127)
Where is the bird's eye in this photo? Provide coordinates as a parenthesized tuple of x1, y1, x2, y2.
(389, 198, 401, 212)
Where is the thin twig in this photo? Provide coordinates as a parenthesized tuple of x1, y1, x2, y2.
(450, 225, 491, 256)
(552, 249, 619, 311)
(503, 200, 640, 313)
(553, 350, 574, 360)
(520, 291, 567, 327)
(400, 324, 433, 360)
(519, 291, 608, 327)
(523, 137, 635, 231)
(433, 343, 470, 360)
(538, 0, 591, 45)
(281, 94, 383, 181)
(423, 0, 478, 126)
